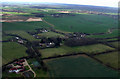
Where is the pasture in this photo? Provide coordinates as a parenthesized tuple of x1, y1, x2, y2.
(108, 41, 119, 48)
(39, 44, 115, 58)
(2, 36, 14, 41)
(37, 32, 65, 38)
(94, 52, 119, 69)
(44, 14, 117, 33)
(5, 31, 40, 41)
(2, 42, 28, 65)
(44, 55, 118, 77)
(87, 29, 119, 38)
(2, 21, 50, 31)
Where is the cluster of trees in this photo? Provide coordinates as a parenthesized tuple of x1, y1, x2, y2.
(51, 13, 75, 17)
(31, 13, 45, 17)
(64, 37, 98, 47)
(41, 37, 62, 47)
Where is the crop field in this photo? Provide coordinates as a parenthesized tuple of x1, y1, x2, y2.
(44, 14, 117, 33)
(40, 44, 115, 58)
(2, 42, 28, 65)
(44, 55, 118, 77)
(5, 31, 41, 41)
(2, 21, 50, 31)
(94, 52, 119, 69)
(37, 32, 65, 38)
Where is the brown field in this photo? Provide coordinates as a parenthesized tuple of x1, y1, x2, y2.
(2, 16, 42, 22)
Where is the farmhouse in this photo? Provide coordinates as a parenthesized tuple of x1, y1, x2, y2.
(39, 42, 55, 48)
(9, 66, 25, 73)
(9, 59, 26, 73)
(18, 40, 24, 44)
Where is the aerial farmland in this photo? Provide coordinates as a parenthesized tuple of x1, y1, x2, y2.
(1, 1, 119, 78)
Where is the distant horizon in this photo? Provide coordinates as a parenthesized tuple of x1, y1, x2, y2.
(1, 1, 118, 8)
(1, 0, 119, 8)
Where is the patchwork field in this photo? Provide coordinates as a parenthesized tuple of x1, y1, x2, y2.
(2, 15, 42, 22)
(37, 32, 65, 38)
(94, 52, 119, 69)
(2, 21, 50, 31)
(39, 44, 115, 58)
(2, 42, 28, 65)
(44, 55, 118, 77)
(5, 31, 40, 41)
(44, 14, 117, 33)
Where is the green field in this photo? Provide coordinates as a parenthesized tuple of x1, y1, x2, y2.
(44, 14, 117, 33)
(2, 42, 28, 65)
(5, 31, 40, 41)
(100, 38, 118, 42)
(44, 55, 118, 77)
(2, 36, 14, 41)
(87, 29, 119, 38)
(2, 72, 22, 78)
(95, 52, 119, 69)
(37, 31, 65, 38)
(3, 21, 50, 31)
(2, 12, 30, 15)
(109, 42, 119, 48)
(40, 44, 115, 58)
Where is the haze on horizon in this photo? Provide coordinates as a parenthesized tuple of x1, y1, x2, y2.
(1, 0, 119, 8)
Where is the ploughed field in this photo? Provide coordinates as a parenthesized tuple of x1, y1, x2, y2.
(44, 55, 118, 77)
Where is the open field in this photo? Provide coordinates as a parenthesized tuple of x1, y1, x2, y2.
(87, 29, 119, 38)
(2, 15, 42, 22)
(44, 14, 117, 33)
(40, 44, 115, 58)
(2, 36, 14, 41)
(2, 21, 50, 31)
(94, 52, 119, 69)
(100, 38, 118, 42)
(37, 32, 65, 38)
(44, 55, 118, 77)
(2, 72, 22, 77)
(108, 42, 119, 48)
(2, 42, 28, 65)
(5, 31, 40, 41)
(2, 12, 30, 15)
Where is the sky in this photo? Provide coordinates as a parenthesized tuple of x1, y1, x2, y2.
(1, 0, 119, 7)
